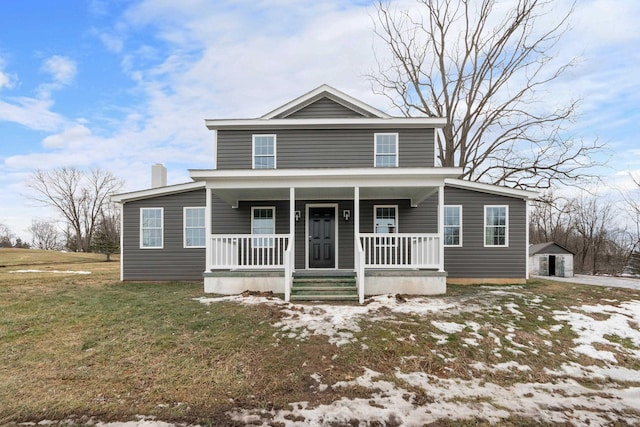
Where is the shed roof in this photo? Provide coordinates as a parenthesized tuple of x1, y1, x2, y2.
(529, 242, 575, 255)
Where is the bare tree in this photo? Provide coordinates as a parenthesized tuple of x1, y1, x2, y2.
(91, 206, 120, 262)
(0, 222, 14, 248)
(530, 191, 575, 247)
(370, 0, 604, 189)
(26, 167, 124, 252)
(29, 219, 62, 250)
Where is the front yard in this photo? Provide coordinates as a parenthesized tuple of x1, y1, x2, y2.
(1, 249, 639, 426)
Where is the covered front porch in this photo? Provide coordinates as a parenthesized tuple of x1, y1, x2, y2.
(190, 167, 461, 303)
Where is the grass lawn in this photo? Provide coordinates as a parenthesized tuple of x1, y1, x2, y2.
(1, 248, 639, 426)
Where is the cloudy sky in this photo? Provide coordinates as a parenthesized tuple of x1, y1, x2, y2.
(0, 0, 639, 240)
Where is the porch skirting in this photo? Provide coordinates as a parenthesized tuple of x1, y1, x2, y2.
(365, 270, 446, 296)
(203, 269, 446, 297)
(204, 270, 285, 294)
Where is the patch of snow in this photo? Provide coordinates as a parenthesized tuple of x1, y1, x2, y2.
(553, 301, 640, 363)
(228, 368, 640, 426)
(545, 362, 640, 383)
(9, 269, 91, 274)
(431, 321, 465, 334)
(197, 294, 461, 346)
(539, 274, 640, 290)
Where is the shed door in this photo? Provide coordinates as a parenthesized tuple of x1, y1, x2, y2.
(557, 256, 565, 277)
(308, 207, 335, 268)
(539, 256, 549, 276)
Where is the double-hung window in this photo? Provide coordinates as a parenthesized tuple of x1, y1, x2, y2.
(252, 207, 275, 247)
(140, 208, 163, 249)
(484, 205, 508, 247)
(374, 205, 398, 233)
(253, 134, 276, 169)
(444, 205, 462, 247)
(374, 133, 398, 167)
(184, 207, 206, 248)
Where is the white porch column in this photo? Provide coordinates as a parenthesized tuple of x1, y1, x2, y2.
(289, 187, 296, 264)
(438, 185, 445, 272)
(205, 184, 212, 272)
(354, 186, 360, 264)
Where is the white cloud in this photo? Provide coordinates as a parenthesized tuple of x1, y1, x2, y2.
(0, 96, 65, 131)
(0, 58, 15, 90)
(41, 55, 77, 85)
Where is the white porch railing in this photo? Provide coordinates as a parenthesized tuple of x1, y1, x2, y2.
(209, 234, 290, 269)
(359, 233, 440, 269)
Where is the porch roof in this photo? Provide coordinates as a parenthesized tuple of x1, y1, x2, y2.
(189, 167, 462, 208)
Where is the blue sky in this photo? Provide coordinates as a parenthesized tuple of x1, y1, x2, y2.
(1, 0, 639, 240)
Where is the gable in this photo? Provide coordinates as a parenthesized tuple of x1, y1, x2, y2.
(281, 97, 370, 119)
(261, 84, 391, 119)
(530, 242, 575, 255)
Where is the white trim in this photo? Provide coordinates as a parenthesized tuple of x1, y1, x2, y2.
(252, 134, 277, 169)
(260, 84, 392, 119)
(438, 186, 445, 272)
(112, 181, 205, 204)
(119, 203, 124, 281)
(205, 188, 212, 270)
(374, 133, 399, 168)
(183, 207, 206, 248)
(305, 203, 339, 270)
(444, 205, 463, 247)
(140, 207, 164, 249)
(445, 178, 538, 200)
(251, 206, 276, 248)
(212, 129, 218, 170)
(191, 167, 462, 183)
(205, 117, 447, 130)
(373, 205, 399, 233)
(484, 205, 509, 248)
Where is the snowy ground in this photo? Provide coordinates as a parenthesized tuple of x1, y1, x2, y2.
(35, 286, 640, 426)
(199, 291, 640, 426)
(537, 274, 640, 290)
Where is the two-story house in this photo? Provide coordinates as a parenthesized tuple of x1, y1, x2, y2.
(112, 85, 537, 302)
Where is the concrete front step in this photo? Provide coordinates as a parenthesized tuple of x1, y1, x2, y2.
(291, 294, 360, 302)
(291, 276, 358, 301)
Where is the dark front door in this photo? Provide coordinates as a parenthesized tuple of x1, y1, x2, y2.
(308, 207, 335, 268)
(549, 255, 556, 276)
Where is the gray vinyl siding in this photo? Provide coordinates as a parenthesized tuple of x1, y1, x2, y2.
(122, 189, 205, 281)
(282, 98, 368, 119)
(443, 187, 527, 279)
(358, 200, 437, 234)
(217, 128, 435, 169)
(211, 197, 353, 270)
(211, 197, 291, 235)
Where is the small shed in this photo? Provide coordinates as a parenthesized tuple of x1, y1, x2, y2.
(529, 242, 575, 278)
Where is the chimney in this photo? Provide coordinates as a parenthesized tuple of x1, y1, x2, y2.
(151, 164, 167, 188)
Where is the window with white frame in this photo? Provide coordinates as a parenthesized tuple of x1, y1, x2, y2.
(374, 205, 398, 233)
(140, 208, 163, 249)
(374, 133, 398, 167)
(253, 134, 276, 169)
(484, 205, 508, 247)
(184, 207, 206, 248)
(252, 207, 275, 247)
(444, 205, 462, 247)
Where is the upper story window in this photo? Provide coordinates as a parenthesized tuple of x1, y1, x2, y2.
(374, 133, 398, 167)
(484, 205, 508, 247)
(374, 205, 398, 233)
(253, 134, 276, 169)
(140, 208, 163, 249)
(444, 205, 462, 247)
(184, 207, 206, 248)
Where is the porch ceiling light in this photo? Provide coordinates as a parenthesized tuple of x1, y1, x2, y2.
(343, 209, 351, 221)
